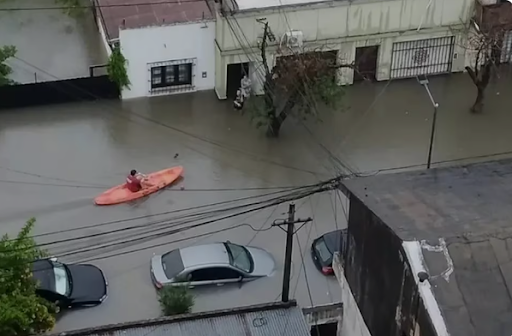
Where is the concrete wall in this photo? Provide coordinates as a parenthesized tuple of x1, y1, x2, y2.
(333, 253, 371, 336)
(217, 0, 472, 51)
(337, 194, 439, 336)
(120, 21, 215, 99)
(214, 0, 472, 98)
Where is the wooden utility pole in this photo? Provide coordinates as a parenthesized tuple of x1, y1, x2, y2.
(272, 203, 312, 303)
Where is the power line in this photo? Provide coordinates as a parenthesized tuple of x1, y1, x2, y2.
(77, 222, 272, 264)
(40, 185, 321, 253)
(0, 0, 206, 11)
(13, 56, 322, 177)
(0, 177, 311, 192)
(53, 184, 327, 258)
(7, 184, 331, 269)
(4, 182, 321, 245)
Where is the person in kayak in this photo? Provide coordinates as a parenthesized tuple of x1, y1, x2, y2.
(126, 169, 152, 192)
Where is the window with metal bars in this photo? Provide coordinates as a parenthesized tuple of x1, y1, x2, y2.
(150, 63, 192, 89)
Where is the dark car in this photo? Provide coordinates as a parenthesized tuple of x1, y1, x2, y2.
(311, 229, 347, 275)
(32, 258, 108, 309)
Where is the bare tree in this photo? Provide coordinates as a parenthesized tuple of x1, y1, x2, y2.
(248, 22, 351, 137)
(464, 25, 503, 113)
(462, 0, 512, 113)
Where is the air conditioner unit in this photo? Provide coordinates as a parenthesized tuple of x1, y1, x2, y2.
(285, 30, 303, 48)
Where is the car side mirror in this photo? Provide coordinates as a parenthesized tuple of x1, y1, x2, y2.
(49, 256, 58, 262)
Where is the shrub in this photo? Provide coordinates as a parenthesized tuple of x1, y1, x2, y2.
(158, 285, 194, 316)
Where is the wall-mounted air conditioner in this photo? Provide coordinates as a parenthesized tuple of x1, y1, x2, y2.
(284, 30, 303, 48)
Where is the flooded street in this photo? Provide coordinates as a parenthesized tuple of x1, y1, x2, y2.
(1, 72, 512, 332)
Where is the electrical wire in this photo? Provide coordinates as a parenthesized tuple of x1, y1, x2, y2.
(52, 184, 327, 259)
(12, 56, 322, 177)
(0, 177, 311, 192)
(77, 222, 273, 264)
(3, 182, 323, 246)
(8, 185, 329, 270)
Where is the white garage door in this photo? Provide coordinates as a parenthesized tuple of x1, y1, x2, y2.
(500, 30, 512, 63)
(390, 36, 455, 79)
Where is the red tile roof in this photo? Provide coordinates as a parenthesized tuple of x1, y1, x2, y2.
(97, 0, 214, 39)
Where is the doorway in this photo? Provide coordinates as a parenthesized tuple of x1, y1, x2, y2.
(353, 45, 379, 82)
(310, 322, 338, 336)
(226, 62, 249, 99)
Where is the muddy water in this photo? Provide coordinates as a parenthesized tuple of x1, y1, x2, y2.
(0, 73, 511, 332)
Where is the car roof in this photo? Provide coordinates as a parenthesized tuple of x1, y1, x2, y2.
(179, 243, 230, 268)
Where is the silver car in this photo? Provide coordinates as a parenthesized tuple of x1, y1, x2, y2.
(150, 241, 276, 288)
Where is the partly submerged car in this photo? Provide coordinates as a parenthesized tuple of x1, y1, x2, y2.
(311, 229, 348, 275)
(150, 241, 276, 288)
(32, 258, 108, 308)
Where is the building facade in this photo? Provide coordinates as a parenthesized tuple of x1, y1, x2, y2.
(334, 159, 512, 336)
(214, 0, 473, 100)
(96, 0, 215, 100)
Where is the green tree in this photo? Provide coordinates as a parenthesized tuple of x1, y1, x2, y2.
(107, 46, 130, 91)
(0, 218, 57, 336)
(0, 45, 17, 86)
(248, 22, 346, 137)
(158, 285, 194, 316)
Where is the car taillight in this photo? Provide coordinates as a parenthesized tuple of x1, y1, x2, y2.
(321, 266, 333, 275)
(155, 281, 163, 289)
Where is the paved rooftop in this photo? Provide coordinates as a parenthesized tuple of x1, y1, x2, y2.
(97, 0, 213, 40)
(49, 301, 311, 336)
(343, 159, 512, 336)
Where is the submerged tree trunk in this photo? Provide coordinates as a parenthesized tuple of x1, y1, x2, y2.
(465, 61, 492, 114)
(266, 97, 296, 137)
(472, 86, 485, 113)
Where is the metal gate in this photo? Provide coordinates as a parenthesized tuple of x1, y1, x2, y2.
(500, 30, 512, 63)
(390, 36, 455, 79)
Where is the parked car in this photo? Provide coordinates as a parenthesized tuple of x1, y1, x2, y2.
(311, 229, 347, 275)
(32, 258, 108, 308)
(150, 241, 276, 288)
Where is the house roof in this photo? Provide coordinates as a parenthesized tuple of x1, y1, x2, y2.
(49, 301, 311, 336)
(97, 0, 214, 40)
(342, 158, 512, 336)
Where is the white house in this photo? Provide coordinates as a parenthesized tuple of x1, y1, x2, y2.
(96, 0, 216, 99)
(214, 0, 473, 100)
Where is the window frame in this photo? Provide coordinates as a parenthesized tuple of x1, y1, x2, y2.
(188, 267, 243, 282)
(150, 63, 193, 89)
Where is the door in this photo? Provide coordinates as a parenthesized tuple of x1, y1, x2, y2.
(187, 267, 243, 286)
(390, 36, 455, 79)
(226, 63, 249, 99)
(354, 46, 379, 82)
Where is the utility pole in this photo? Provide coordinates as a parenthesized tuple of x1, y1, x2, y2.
(272, 203, 312, 303)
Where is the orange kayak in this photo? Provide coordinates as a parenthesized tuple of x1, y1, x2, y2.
(94, 166, 183, 205)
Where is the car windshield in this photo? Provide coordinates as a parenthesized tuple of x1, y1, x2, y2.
(314, 238, 333, 264)
(52, 262, 71, 297)
(224, 242, 253, 273)
(161, 249, 185, 280)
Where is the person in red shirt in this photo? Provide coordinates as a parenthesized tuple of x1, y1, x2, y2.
(126, 170, 142, 192)
(126, 169, 153, 192)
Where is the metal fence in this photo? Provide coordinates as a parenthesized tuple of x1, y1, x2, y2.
(390, 36, 455, 79)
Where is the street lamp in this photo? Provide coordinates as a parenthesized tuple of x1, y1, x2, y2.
(417, 75, 439, 169)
